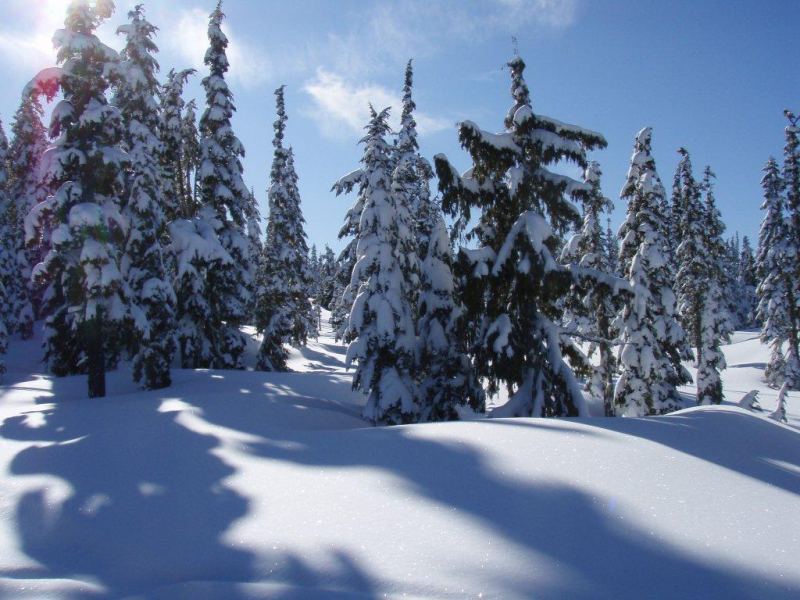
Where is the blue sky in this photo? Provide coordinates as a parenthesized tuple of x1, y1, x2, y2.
(0, 0, 798, 251)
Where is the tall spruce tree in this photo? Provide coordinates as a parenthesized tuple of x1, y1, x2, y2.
(255, 87, 315, 371)
(756, 158, 799, 388)
(26, 0, 129, 397)
(159, 68, 195, 222)
(316, 245, 337, 309)
(738, 236, 757, 328)
(435, 56, 607, 418)
(8, 94, 49, 338)
(781, 110, 800, 388)
(675, 148, 707, 360)
(178, 0, 251, 369)
(417, 212, 485, 420)
(615, 128, 689, 416)
(560, 162, 617, 415)
(180, 98, 201, 216)
(345, 106, 418, 424)
(115, 4, 176, 389)
(0, 121, 16, 339)
(696, 167, 731, 404)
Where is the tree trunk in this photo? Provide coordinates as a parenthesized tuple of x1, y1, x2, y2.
(84, 314, 105, 398)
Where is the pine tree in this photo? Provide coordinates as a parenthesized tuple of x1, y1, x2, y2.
(615, 128, 689, 416)
(255, 87, 315, 370)
(435, 56, 606, 418)
(26, 0, 129, 397)
(7, 93, 49, 338)
(675, 148, 706, 361)
(781, 110, 800, 387)
(344, 106, 418, 424)
(768, 383, 789, 423)
(0, 121, 17, 340)
(244, 186, 262, 316)
(756, 158, 798, 388)
(179, 0, 251, 369)
(604, 217, 620, 276)
(180, 98, 201, 216)
(115, 4, 176, 389)
(316, 245, 337, 309)
(560, 162, 617, 415)
(418, 212, 485, 420)
(159, 68, 195, 222)
(738, 236, 757, 328)
(696, 167, 731, 405)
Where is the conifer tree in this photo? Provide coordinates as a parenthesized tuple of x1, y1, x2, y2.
(180, 99, 201, 215)
(0, 121, 17, 339)
(255, 87, 315, 370)
(244, 186, 262, 316)
(737, 236, 757, 327)
(115, 4, 176, 389)
(769, 383, 789, 423)
(178, 0, 251, 369)
(316, 245, 337, 309)
(345, 106, 418, 424)
(417, 211, 485, 420)
(615, 128, 689, 416)
(159, 68, 194, 221)
(604, 217, 620, 276)
(675, 148, 707, 359)
(756, 158, 799, 388)
(8, 94, 49, 337)
(26, 0, 128, 397)
(435, 56, 606, 418)
(781, 110, 800, 386)
(560, 162, 617, 415)
(696, 167, 731, 404)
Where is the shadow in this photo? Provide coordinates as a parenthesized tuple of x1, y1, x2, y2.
(0, 382, 256, 598)
(728, 362, 767, 370)
(194, 401, 800, 599)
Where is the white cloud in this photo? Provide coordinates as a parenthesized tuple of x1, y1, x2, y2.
(168, 7, 271, 90)
(303, 69, 452, 139)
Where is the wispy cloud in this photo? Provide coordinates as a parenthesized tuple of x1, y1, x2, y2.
(303, 69, 452, 139)
(167, 7, 272, 90)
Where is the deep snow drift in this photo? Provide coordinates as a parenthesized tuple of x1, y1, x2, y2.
(0, 319, 798, 599)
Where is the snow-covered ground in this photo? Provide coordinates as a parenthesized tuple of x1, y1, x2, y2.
(0, 317, 798, 599)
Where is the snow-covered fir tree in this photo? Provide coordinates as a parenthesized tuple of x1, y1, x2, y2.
(769, 383, 789, 423)
(158, 67, 195, 221)
(345, 106, 418, 424)
(316, 245, 337, 309)
(675, 148, 707, 359)
(737, 236, 758, 328)
(176, 0, 251, 369)
(25, 0, 129, 397)
(0, 121, 17, 339)
(114, 4, 176, 389)
(756, 157, 799, 388)
(7, 93, 49, 338)
(780, 110, 800, 387)
(435, 55, 607, 418)
(615, 128, 690, 416)
(255, 87, 315, 371)
(417, 212, 485, 420)
(180, 98, 201, 216)
(604, 217, 620, 276)
(244, 186, 262, 315)
(560, 161, 617, 415)
(331, 150, 367, 341)
(696, 167, 732, 405)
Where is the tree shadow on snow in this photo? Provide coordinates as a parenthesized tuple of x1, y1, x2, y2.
(193, 402, 800, 600)
(0, 377, 381, 599)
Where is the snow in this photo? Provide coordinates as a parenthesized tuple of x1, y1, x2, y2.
(0, 316, 799, 598)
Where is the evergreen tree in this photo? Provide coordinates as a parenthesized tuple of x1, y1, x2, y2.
(756, 158, 799, 388)
(316, 245, 337, 309)
(696, 167, 731, 405)
(0, 121, 17, 339)
(604, 217, 620, 276)
(8, 93, 49, 338)
(435, 56, 606, 418)
(560, 162, 617, 415)
(115, 4, 176, 389)
(675, 148, 706, 361)
(345, 106, 418, 424)
(781, 110, 800, 387)
(418, 212, 485, 420)
(255, 87, 315, 370)
(768, 383, 789, 423)
(615, 128, 689, 416)
(180, 98, 201, 215)
(179, 0, 251, 369)
(737, 235, 758, 328)
(159, 68, 195, 221)
(26, 0, 129, 397)
(244, 186, 262, 316)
